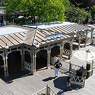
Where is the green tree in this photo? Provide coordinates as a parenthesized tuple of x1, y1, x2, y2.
(91, 5, 95, 18)
(65, 6, 91, 24)
(62, 0, 70, 7)
(5, 0, 65, 23)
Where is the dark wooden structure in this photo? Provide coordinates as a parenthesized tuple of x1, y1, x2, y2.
(0, 22, 94, 77)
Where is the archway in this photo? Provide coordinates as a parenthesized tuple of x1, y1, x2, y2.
(36, 50, 47, 70)
(0, 56, 4, 76)
(8, 51, 21, 75)
(51, 46, 60, 64)
(51, 46, 60, 57)
(24, 51, 31, 71)
(64, 43, 70, 50)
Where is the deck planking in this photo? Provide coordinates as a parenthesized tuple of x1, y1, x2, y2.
(0, 46, 95, 95)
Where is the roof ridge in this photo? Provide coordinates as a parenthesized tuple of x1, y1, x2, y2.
(32, 29, 38, 45)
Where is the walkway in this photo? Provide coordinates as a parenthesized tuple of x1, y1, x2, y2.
(0, 45, 95, 95)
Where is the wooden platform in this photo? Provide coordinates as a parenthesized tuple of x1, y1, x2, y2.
(0, 45, 95, 95)
(0, 67, 95, 95)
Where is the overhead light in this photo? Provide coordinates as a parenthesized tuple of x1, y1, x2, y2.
(35, 44, 39, 48)
(5, 44, 9, 49)
(74, 35, 76, 37)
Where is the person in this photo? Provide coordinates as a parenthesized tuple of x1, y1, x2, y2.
(65, 76, 71, 91)
(54, 60, 62, 78)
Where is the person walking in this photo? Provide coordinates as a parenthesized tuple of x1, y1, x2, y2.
(54, 60, 62, 78)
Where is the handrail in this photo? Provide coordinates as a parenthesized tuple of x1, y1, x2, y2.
(64, 49, 70, 55)
(32, 87, 46, 95)
(71, 75, 86, 87)
(48, 85, 56, 95)
(32, 85, 56, 95)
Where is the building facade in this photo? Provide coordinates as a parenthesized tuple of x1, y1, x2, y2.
(0, 22, 94, 77)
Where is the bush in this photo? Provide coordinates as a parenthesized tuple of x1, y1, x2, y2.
(65, 6, 91, 24)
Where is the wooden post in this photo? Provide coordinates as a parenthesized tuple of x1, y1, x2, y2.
(3, 55, 6, 77)
(60, 45, 63, 60)
(85, 30, 88, 47)
(69, 39, 73, 59)
(46, 85, 50, 95)
(20, 50, 24, 70)
(78, 33, 80, 50)
(30, 51, 34, 74)
(47, 50, 51, 69)
(33, 51, 36, 72)
(91, 29, 93, 45)
(5, 53, 9, 76)
(69, 62, 72, 76)
(21, 45, 24, 70)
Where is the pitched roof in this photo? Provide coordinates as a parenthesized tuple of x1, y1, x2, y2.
(0, 25, 30, 48)
(25, 23, 90, 47)
(0, 23, 91, 49)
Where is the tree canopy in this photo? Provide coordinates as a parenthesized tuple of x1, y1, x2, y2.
(5, 0, 65, 23)
(69, 0, 95, 8)
(62, 0, 70, 7)
(65, 6, 91, 24)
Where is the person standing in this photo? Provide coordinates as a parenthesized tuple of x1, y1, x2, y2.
(54, 60, 62, 78)
(65, 76, 71, 91)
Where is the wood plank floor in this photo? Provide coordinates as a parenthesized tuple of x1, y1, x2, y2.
(0, 67, 95, 95)
(0, 45, 95, 95)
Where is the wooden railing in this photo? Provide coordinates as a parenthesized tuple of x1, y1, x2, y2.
(63, 49, 70, 55)
(69, 63, 86, 87)
(59, 64, 86, 87)
(33, 85, 56, 95)
(71, 75, 86, 87)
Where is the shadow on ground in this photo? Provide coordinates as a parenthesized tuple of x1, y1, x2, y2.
(42, 77, 55, 81)
(53, 76, 84, 95)
(1, 70, 32, 83)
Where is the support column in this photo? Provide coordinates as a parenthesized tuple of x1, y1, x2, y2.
(5, 53, 9, 76)
(85, 30, 88, 47)
(3, 56, 6, 77)
(78, 33, 81, 50)
(47, 50, 51, 68)
(33, 51, 36, 72)
(91, 29, 94, 44)
(69, 39, 73, 59)
(63, 43, 64, 54)
(20, 50, 25, 70)
(4, 52, 9, 77)
(60, 45, 63, 60)
(30, 51, 33, 74)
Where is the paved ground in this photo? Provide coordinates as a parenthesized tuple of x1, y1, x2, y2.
(0, 45, 95, 95)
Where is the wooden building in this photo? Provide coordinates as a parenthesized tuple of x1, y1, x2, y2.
(0, 22, 94, 77)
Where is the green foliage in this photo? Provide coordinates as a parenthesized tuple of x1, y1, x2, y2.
(62, 0, 70, 7)
(65, 6, 91, 24)
(5, 0, 65, 24)
(0, 0, 8, 6)
(91, 5, 95, 18)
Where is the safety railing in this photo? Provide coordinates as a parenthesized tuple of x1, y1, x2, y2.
(69, 63, 81, 73)
(69, 63, 86, 87)
(63, 49, 70, 55)
(71, 75, 86, 87)
(33, 85, 56, 95)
